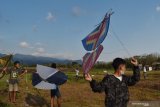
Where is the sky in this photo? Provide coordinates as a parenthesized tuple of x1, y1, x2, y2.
(0, 0, 160, 62)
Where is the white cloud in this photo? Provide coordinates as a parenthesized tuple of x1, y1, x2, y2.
(46, 12, 55, 21)
(19, 41, 34, 49)
(156, 5, 160, 12)
(34, 42, 46, 47)
(35, 42, 42, 46)
(32, 47, 45, 56)
(72, 6, 82, 16)
(19, 41, 74, 59)
(19, 41, 30, 48)
(72, 6, 86, 17)
(37, 47, 45, 53)
(44, 53, 73, 59)
(32, 52, 74, 59)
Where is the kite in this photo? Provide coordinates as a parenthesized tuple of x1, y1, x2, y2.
(32, 65, 67, 90)
(0, 54, 12, 66)
(32, 73, 56, 90)
(82, 13, 111, 51)
(82, 45, 103, 74)
(0, 54, 13, 79)
(82, 10, 113, 74)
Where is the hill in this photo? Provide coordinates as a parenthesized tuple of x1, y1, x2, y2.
(0, 53, 82, 65)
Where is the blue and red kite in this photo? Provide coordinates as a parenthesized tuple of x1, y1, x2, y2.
(82, 13, 111, 51)
(82, 45, 103, 74)
(82, 11, 113, 74)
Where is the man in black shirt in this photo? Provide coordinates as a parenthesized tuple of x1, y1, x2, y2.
(85, 58, 140, 107)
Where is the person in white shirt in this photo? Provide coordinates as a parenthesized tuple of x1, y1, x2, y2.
(75, 68, 79, 78)
(143, 66, 147, 79)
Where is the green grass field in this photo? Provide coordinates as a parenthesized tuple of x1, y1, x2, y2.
(0, 68, 160, 107)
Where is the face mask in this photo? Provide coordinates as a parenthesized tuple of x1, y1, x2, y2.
(120, 70, 125, 75)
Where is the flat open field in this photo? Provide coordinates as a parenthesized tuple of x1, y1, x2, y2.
(0, 68, 160, 107)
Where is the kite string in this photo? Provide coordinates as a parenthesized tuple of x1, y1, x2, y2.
(102, 49, 124, 55)
(20, 60, 29, 91)
(109, 24, 132, 58)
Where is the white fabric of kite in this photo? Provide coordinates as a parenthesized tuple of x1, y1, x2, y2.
(33, 64, 57, 90)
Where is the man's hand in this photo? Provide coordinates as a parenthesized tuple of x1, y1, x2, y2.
(85, 73, 92, 82)
(24, 69, 27, 73)
(131, 57, 138, 66)
(20, 69, 27, 77)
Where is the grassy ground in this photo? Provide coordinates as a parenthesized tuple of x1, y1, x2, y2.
(0, 68, 160, 107)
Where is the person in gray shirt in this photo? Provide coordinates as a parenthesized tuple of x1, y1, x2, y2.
(4, 61, 27, 103)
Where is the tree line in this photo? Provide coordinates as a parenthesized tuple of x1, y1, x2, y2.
(94, 53, 160, 70)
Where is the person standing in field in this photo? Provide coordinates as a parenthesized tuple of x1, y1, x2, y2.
(85, 58, 140, 107)
(50, 63, 62, 107)
(3, 61, 27, 103)
(75, 68, 79, 78)
(143, 66, 147, 79)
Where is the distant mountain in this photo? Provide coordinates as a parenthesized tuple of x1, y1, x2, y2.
(0, 53, 82, 65)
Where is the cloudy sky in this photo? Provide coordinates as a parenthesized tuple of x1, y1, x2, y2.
(0, 0, 160, 62)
